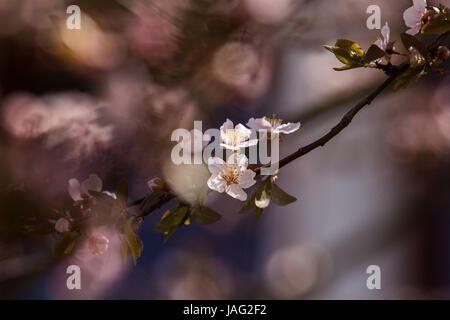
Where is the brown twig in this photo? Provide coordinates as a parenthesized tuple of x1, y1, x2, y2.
(256, 32, 449, 173)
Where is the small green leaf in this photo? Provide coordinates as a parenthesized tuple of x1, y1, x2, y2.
(140, 191, 174, 217)
(124, 217, 143, 265)
(120, 238, 131, 265)
(324, 39, 367, 71)
(53, 232, 78, 258)
(334, 39, 365, 57)
(364, 45, 386, 63)
(255, 207, 264, 221)
(400, 33, 430, 60)
(192, 206, 222, 224)
(23, 222, 55, 235)
(116, 179, 128, 207)
(239, 191, 257, 213)
(422, 12, 450, 34)
(394, 66, 426, 91)
(163, 227, 177, 243)
(89, 190, 116, 203)
(271, 184, 297, 206)
(155, 206, 190, 233)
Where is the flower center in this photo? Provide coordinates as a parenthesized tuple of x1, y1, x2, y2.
(265, 114, 282, 127)
(225, 129, 244, 146)
(221, 164, 243, 185)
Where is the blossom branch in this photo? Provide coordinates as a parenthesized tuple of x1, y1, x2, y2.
(258, 32, 449, 173)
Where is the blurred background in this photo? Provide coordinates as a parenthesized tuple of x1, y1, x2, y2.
(0, 0, 449, 299)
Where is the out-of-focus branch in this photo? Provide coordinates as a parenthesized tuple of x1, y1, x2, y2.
(286, 80, 382, 124)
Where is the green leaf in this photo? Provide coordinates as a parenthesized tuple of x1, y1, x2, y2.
(192, 206, 222, 224)
(53, 232, 78, 258)
(400, 33, 430, 60)
(422, 12, 450, 34)
(255, 179, 272, 209)
(140, 191, 174, 217)
(124, 217, 143, 265)
(394, 66, 426, 91)
(324, 39, 366, 71)
(334, 39, 365, 57)
(116, 179, 128, 208)
(120, 238, 131, 265)
(155, 206, 190, 233)
(239, 191, 257, 213)
(255, 207, 264, 221)
(364, 45, 386, 63)
(88, 190, 118, 224)
(111, 179, 129, 219)
(89, 190, 116, 203)
(271, 184, 297, 206)
(23, 222, 55, 235)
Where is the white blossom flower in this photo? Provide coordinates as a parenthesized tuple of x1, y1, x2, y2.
(220, 119, 258, 151)
(247, 116, 300, 137)
(88, 233, 110, 255)
(178, 129, 211, 154)
(68, 174, 116, 201)
(403, 0, 427, 35)
(68, 174, 103, 201)
(55, 218, 71, 233)
(207, 153, 256, 201)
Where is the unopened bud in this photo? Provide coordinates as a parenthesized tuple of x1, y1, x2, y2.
(436, 46, 450, 62)
(55, 218, 71, 233)
(147, 177, 166, 191)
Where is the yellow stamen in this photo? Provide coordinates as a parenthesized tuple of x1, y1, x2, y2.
(221, 163, 243, 185)
(265, 114, 283, 127)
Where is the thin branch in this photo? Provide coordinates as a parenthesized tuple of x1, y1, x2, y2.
(256, 33, 450, 173)
(278, 64, 407, 170)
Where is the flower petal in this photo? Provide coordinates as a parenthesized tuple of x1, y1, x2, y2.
(68, 178, 82, 201)
(220, 143, 241, 151)
(238, 170, 256, 189)
(406, 25, 421, 35)
(220, 119, 234, 140)
(81, 174, 103, 195)
(403, 6, 422, 28)
(103, 191, 117, 199)
(247, 117, 272, 131)
(239, 139, 258, 148)
(275, 122, 301, 134)
(235, 123, 252, 139)
(381, 22, 390, 44)
(208, 157, 226, 175)
(413, 0, 427, 12)
(227, 153, 249, 168)
(226, 184, 247, 201)
(207, 175, 226, 193)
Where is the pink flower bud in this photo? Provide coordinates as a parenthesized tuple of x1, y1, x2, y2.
(148, 177, 163, 189)
(55, 218, 71, 233)
(88, 234, 109, 255)
(437, 46, 450, 62)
